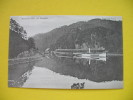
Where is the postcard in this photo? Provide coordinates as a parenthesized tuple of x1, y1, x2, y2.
(8, 15, 123, 89)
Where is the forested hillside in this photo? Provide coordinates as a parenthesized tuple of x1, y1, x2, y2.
(9, 30, 29, 58)
(9, 19, 35, 58)
(34, 19, 122, 53)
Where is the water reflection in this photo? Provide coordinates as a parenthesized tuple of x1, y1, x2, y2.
(22, 66, 122, 89)
(8, 55, 123, 88)
(71, 82, 85, 89)
(51, 55, 123, 82)
(8, 62, 35, 87)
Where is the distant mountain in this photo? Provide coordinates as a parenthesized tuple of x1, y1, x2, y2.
(33, 19, 122, 53)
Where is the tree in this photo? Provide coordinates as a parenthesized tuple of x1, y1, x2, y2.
(28, 37, 35, 49)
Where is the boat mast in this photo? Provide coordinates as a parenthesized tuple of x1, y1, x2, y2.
(89, 47, 91, 65)
(89, 48, 90, 53)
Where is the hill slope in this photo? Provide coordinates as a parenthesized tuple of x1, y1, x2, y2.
(33, 19, 122, 53)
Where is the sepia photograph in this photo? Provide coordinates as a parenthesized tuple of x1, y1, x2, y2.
(8, 15, 123, 89)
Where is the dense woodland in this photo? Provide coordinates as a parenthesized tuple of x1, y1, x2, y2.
(33, 19, 122, 53)
(9, 19, 35, 58)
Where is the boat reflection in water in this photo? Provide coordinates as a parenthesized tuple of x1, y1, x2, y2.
(52, 48, 123, 83)
(73, 52, 106, 65)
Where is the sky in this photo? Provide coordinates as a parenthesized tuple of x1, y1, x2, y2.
(11, 15, 122, 37)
